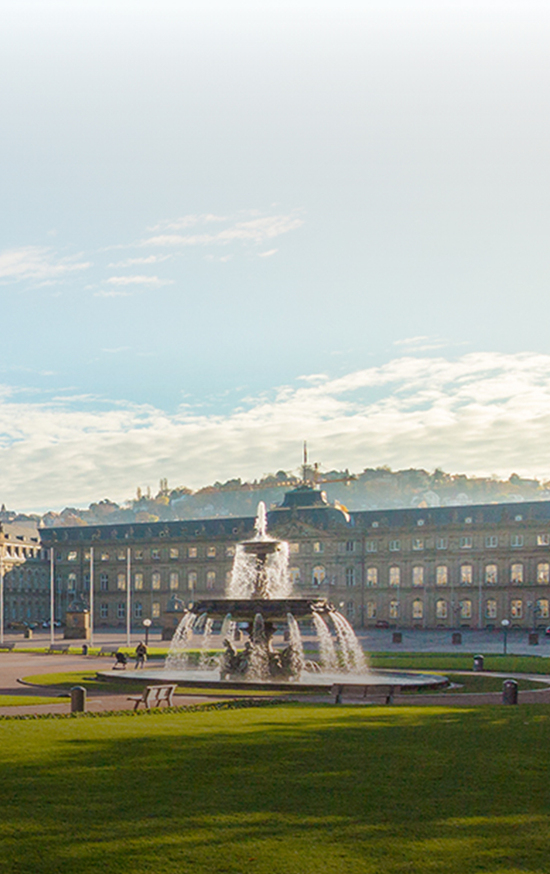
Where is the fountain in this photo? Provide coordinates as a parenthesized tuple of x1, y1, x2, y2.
(98, 501, 443, 696)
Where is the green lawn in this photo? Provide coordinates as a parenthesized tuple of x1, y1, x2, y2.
(1, 704, 550, 873)
(368, 652, 550, 674)
(0, 694, 58, 707)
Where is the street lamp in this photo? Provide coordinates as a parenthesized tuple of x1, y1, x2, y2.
(501, 618, 510, 655)
(142, 618, 152, 647)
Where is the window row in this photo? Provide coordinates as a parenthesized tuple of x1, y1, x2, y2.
(60, 545, 237, 563)
(364, 562, 550, 587)
(62, 570, 226, 592)
(98, 601, 161, 620)
(363, 598, 550, 621)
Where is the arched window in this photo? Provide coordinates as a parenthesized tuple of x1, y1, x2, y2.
(436, 566, 448, 586)
(366, 567, 378, 587)
(366, 601, 377, 619)
(485, 599, 497, 619)
(511, 563, 523, 585)
(485, 565, 498, 585)
(312, 566, 326, 586)
(389, 567, 400, 587)
(412, 567, 424, 587)
(510, 599, 523, 618)
(289, 567, 301, 585)
(389, 599, 399, 618)
(537, 563, 550, 584)
(460, 566, 473, 586)
(460, 599, 472, 619)
(436, 599, 448, 619)
(412, 599, 423, 619)
(536, 598, 549, 619)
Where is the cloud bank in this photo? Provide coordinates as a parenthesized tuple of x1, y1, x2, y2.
(2, 351, 550, 512)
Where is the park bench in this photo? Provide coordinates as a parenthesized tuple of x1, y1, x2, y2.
(47, 643, 70, 654)
(98, 646, 120, 657)
(331, 683, 401, 705)
(127, 684, 177, 711)
(0, 642, 16, 652)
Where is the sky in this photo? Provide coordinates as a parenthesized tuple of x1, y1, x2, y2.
(2, 0, 550, 511)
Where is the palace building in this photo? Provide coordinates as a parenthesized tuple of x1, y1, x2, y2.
(4, 485, 550, 630)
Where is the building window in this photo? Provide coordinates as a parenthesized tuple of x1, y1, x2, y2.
(485, 536, 498, 548)
(289, 543, 300, 554)
(313, 541, 324, 553)
(436, 537, 448, 550)
(510, 599, 523, 619)
(366, 540, 378, 553)
(312, 566, 326, 586)
(101, 552, 109, 562)
(345, 567, 356, 587)
(389, 540, 401, 552)
(436, 599, 448, 620)
(511, 535, 524, 548)
(152, 572, 161, 590)
(485, 564, 498, 585)
(289, 567, 301, 585)
(346, 601, 355, 619)
(68, 551, 78, 562)
(117, 603, 125, 619)
(100, 573, 109, 592)
(117, 572, 126, 591)
(389, 600, 399, 619)
(100, 603, 108, 619)
(84, 550, 91, 561)
(207, 546, 216, 558)
(537, 534, 550, 546)
(412, 566, 424, 587)
(537, 563, 550, 584)
(83, 574, 90, 591)
(511, 563, 523, 585)
(169, 548, 179, 560)
(366, 567, 378, 587)
(389, 566, 400, 587)
(460, 537, 473, 549)
(226, 545, 236, 557)
(134, 573, 143, 590)
(412, 539, 424, 551)
(345, 541, 356, 553)
(436, 566, 448, 587)
(366, 601, 377, 619)
(188, 571, 197, 591)
(67, 573, 76, 592)
(134, 602, 143, 618)
(151, 549, 160, 561)
(486, 599, 497, 619)
(460, 599, 472, 619)
(117, 549, 126, 561)
(169, 572, 179, 590)
(536, 598, 550, 619)
(460, 565, 473, 586)
(134, 550, 143, 561)
(206, 570, 216, 590)
(152, 602, 160, 619)
(412, 599, 423, 620)
(188, 547, 198, 558)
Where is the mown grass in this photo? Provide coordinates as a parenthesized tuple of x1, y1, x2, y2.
(1, 704, 550, 873)
(0, 695, 58, 707)
(368, 652, 550, 674)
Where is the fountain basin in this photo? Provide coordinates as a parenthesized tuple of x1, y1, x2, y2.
(192, 597, 333, 622)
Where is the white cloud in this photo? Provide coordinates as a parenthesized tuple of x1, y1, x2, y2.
(258, 249, 278, 258)
(3, 352, 550, 511)
(141, 212, 304, 248)
(108, 255, 172, 267)
(105, 275, 173, 286)
(0, 246, 91, 283)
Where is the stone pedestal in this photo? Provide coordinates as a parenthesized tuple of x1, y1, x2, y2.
(64, 609, 90, 640)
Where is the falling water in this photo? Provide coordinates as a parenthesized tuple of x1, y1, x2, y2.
(312, 612, 338, 672)
(166, 611, 197, 670)
(286, 613, 305, 678)
(198, 617, 214, 669)
(330, 611, 368, 673)
(248, 613, 269, 679)
(226, 504, 291, 599)
(254, 501, 268, 539)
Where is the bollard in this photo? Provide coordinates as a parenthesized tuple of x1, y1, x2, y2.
(24, 628, 33, 639)
(81, 644, 88, 656)
(392, 632, 402, 644)
(502, 679, 518, 705)
(452, 632, 462, 645)
(473, 654, 484, 672)
(70, 686, 86, 713)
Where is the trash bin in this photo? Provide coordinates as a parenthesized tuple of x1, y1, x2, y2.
(81, 644, 88, 655)
(529, 632, 539, 646)
(24, 628, 33, 639)
(473, 654, 484, 672)
(502, 679, 518, 705)
(392, 632, 402, 644)
(452, 632, 462, 645)
(70, 686, 86, 713)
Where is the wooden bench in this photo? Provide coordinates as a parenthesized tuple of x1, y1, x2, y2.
(0, 642, 15, 652)
(47, 643, 70, 654)
(98, 646, 120, 657)
(127, 684, 177, 711)
(331, 683, 401, 705)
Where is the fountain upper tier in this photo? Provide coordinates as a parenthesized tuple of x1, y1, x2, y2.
(191, 597, 333, 622)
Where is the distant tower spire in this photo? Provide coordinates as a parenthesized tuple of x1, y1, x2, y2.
(302, 441, 308, 484)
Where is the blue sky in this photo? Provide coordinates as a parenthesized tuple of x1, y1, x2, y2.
(2, 0, 550, 510)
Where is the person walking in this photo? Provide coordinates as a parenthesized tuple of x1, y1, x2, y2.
(134, 641, 147, 669)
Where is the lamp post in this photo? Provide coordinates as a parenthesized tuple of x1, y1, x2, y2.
(142, 618, 152, 647)
(501, 618, 510, 655)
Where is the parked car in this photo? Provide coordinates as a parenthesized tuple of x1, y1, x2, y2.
(42, 620, 62, 628)
(374, 620, 390, 629)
